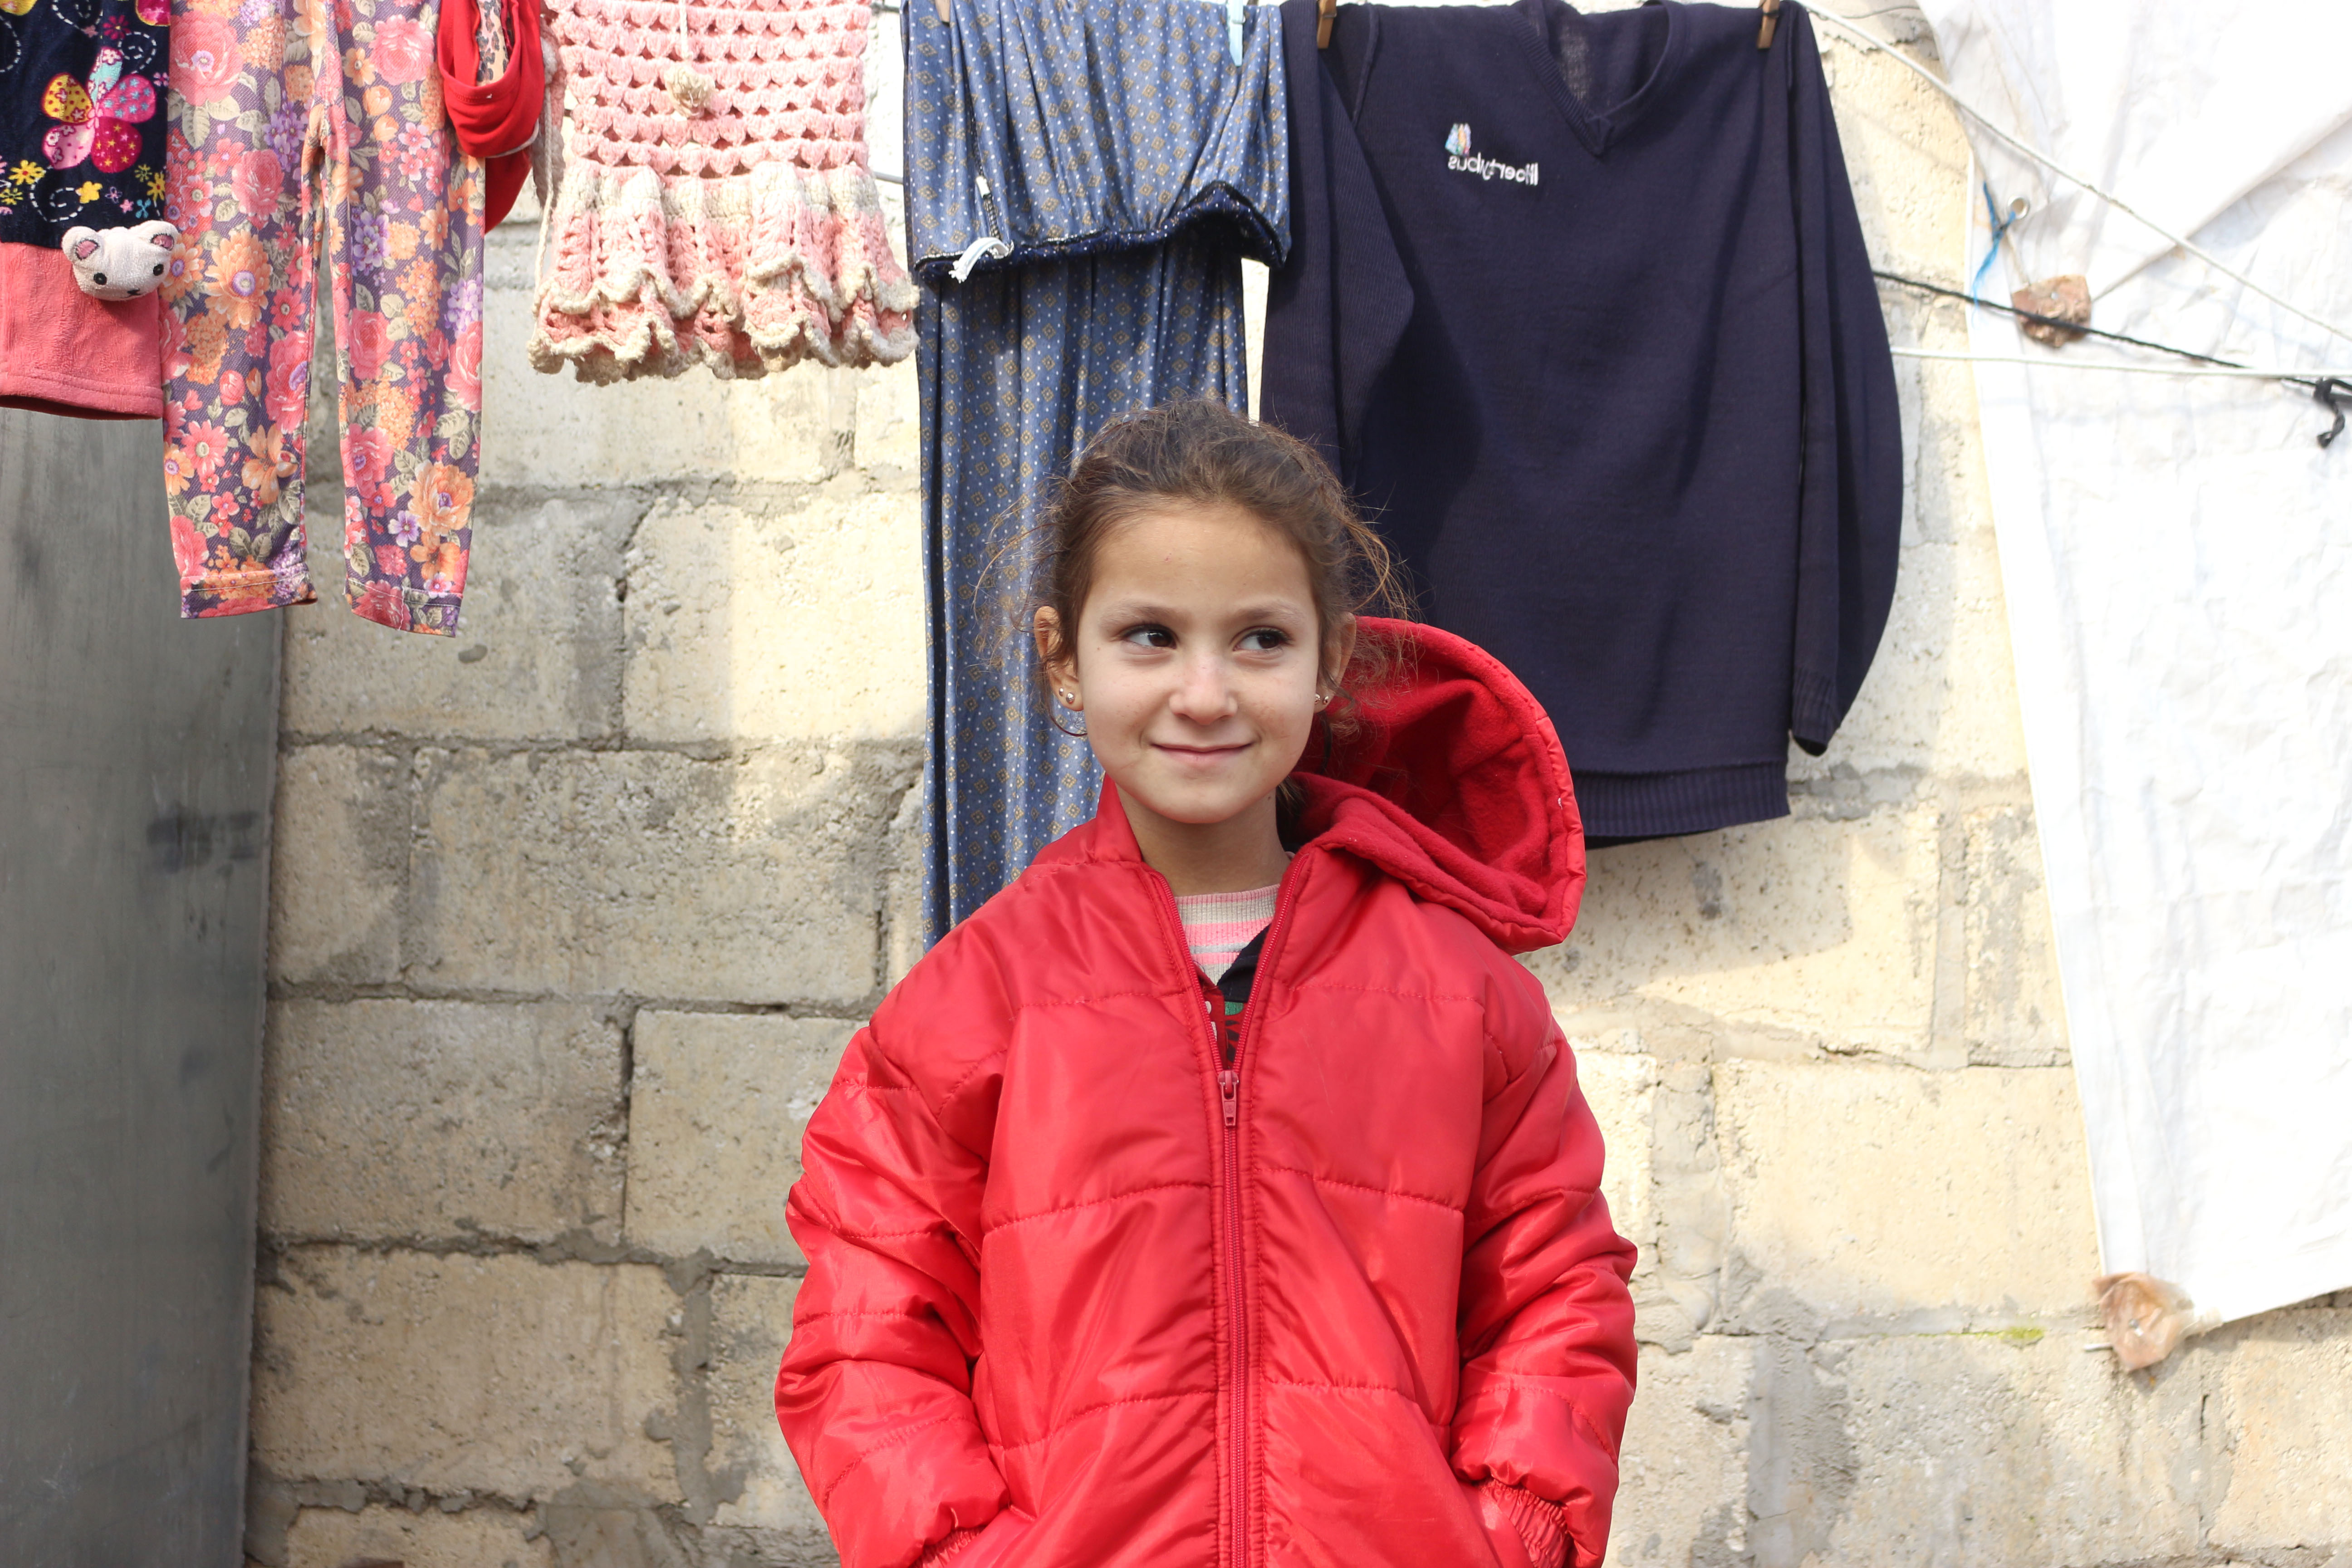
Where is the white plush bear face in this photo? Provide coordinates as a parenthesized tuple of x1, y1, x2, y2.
(62, 220, 180, 302)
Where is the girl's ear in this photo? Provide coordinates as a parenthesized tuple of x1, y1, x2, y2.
(1323, 615, 1358, 696)
(1034, 606, 1079, 703)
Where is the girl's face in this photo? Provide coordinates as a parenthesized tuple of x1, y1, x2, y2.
(1040, 503, 1338, 836)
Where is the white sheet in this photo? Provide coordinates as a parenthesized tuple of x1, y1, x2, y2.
(1912, 0, 2352, 1324)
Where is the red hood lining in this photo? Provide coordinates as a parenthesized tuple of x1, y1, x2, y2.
(1291, 619, 1583, 953)
(1059, 620, 1584, 955)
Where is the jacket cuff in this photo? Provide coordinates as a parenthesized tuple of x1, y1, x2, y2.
(916, 1524, 988, 1567)
(1484, 1481, 1570, 1568)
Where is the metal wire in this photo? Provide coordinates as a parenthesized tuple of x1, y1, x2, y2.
(1810, 7, 2352, 350)
(1876, 269, 2350, 391)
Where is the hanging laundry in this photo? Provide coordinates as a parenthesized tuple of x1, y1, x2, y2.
(437, 0, 542, 230)
(1916, 0, 2352, 1333)
(0, 0, 170, 418)
(528, 0, 914, 381)
(162, 0, 487, 632)
(908, 0, 1288, 939)
(1264, 0, 1901, 841)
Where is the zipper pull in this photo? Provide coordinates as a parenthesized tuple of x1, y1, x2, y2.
(1219, 1069, 1240, 1127)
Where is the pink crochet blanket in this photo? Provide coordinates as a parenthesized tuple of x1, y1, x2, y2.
(529, 0, 916, 381)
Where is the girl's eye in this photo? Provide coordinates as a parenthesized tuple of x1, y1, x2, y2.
(1120, 624, 1177, 649)
(1239, 628, 1290, 652)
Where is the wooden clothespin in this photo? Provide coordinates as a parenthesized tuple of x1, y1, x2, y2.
(1756, 0, 1782, 49)
(1316, 0, 1336, 49)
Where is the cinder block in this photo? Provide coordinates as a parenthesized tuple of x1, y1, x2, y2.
(882, 765, 928, 989)
(1936, 507, 2031, 778)
(1538, 807, 1939, 1058)
(409, 744, 916, 1004)
(251, 1250, 679, 1501)
(1572, 1050, 1657, 1256)
(270, 745, 408, 987)
(2212, 1308, 2352, 1551)
(1824, 1328, 2205, 1566)
(261, 1000, 624, 1244)
(1607, 1337, 1755, 1568)
(854, 356, 921, 482)
(1819, 32, 1970, 286)
(1628, 1060, 1732, 1352)
(622, 487, 927, 745)
(282, 496, 638, 742)
(284, 1504, 551, 1568)
(478, 265, 855, 488)
(1715, 1061, 2100, 1326)
(1798, 520, 2030, 785)
(625, 1013, 856, 1264)
(1244, 257, 1268, 416)
(1962, 805, 2069, 1066)
(707, 1272, 832, 1542)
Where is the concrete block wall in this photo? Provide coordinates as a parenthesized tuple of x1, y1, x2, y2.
(247, 14, 2352, 1568)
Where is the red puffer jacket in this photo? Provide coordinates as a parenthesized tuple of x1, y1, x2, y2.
(777, 620, 1637, 1568)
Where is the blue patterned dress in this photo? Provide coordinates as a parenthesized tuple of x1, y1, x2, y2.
(906, 0, 1288, 940)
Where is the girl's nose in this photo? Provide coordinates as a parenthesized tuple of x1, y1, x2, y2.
(1168, 650, 1238, 722)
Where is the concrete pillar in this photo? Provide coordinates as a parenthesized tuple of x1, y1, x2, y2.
(0, 409, 279, 1566)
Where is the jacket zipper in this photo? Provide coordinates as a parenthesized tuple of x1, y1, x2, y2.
(1216, 1047, 1247, 1568)
(1150, 856, 1310, 1568)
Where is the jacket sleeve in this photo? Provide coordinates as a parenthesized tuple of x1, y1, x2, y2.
(1450, 997, 1639, 1568)
(1785, 3, 1905, 755)
(776, 1019, 1011, 1568)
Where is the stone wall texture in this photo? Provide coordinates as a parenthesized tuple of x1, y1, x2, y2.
(248, 12, 2352, 1567)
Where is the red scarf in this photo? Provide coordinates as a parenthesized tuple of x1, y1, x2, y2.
(436, 0, 544, 230)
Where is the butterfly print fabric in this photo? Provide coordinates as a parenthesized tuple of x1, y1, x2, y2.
(0, 0, 170, 246)
(41, 42, 155, 171)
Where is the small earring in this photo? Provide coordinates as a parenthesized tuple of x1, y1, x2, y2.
(1313, 692, 1329, 707)
(1059, 691, 1078, 706)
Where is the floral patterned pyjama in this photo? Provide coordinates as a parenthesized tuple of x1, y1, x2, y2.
(163, 0, 484, 633)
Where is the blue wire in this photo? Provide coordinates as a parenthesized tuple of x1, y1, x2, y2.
(1972, 180, 2018, 302)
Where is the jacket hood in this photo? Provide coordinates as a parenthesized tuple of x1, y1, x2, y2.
(1291, 617, 1584, 953)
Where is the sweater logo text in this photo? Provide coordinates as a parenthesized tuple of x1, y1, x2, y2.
(1444, 124, 1538, 186)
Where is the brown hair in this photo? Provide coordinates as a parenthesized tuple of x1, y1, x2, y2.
(1031, 400, 1410, 738)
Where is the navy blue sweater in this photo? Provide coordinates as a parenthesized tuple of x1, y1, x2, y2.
(1264, 0, 1901, 839)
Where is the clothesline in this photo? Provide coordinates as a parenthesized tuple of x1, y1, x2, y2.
(863, 3, 2352, 397)
(1874, 263, 2352, 438)
(867, 2, 2352, 360)
(1806, 7, 2352, 349)
(1892, 347, 2352, 379)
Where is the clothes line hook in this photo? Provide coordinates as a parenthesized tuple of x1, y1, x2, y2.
(2317, 379, 2347, 449)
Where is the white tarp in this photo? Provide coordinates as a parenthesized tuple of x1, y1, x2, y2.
(1912, 0, 2352, 1324)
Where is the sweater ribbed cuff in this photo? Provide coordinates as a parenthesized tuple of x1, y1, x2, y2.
(1791, 666, 1843, 755)
(916, 1524, 987, 1567)
(1485, 1481, 1569, 1568)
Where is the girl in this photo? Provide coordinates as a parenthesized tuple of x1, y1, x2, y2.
(777, 401, 1636, 1568)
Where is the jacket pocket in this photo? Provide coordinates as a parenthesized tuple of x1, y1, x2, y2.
(950, 1506, 1034, 1568)
(1462, 1481, 1537, 1568)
